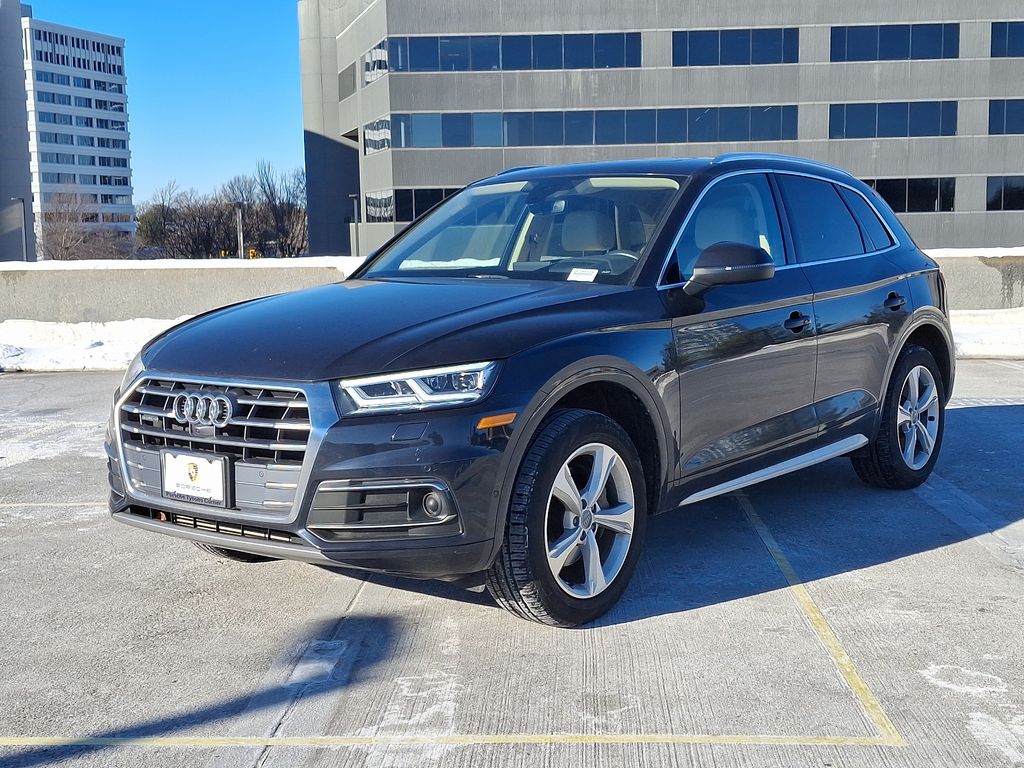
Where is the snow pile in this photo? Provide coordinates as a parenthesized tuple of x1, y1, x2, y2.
(926, 246, 1024, 260)
(949, 308, 1024, 360)
(0, 317, 189, 371)
(1, 308, 1021, 372)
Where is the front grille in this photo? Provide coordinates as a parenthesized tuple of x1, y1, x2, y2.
(120, 378, 311, 464)
(127, 505, 301, 544)
(117, 377, 313, 514)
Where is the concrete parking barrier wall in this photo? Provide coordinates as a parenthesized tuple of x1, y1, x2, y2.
(0, 252, 1020, 323)
(0, 257, 364, 322)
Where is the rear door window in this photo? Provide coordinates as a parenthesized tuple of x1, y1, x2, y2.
(776, 174, 865, 263)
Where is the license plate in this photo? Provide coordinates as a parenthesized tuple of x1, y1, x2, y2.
(161, 450, 229, 507)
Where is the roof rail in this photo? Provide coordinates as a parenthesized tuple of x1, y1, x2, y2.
(496, 165, 539, 176)
(710, 152, 847, 175)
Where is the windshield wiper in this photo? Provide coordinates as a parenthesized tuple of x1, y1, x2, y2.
(464, 273, 511, 279)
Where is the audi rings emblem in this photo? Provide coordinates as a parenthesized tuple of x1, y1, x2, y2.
(172, 391, 234, 428)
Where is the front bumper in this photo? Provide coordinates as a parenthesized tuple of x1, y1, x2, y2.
(107, 376, 520, 579)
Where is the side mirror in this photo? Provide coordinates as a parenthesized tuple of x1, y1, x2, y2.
(683, 241, 775, 296)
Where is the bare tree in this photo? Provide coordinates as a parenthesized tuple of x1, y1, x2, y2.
(255, 162, 308, 257)
(136, 181, 180, 252)
(39, 188, 89, 260)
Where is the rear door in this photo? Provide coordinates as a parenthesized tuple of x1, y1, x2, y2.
(664, 172, 818, 483)
(774, 173, 912, 436)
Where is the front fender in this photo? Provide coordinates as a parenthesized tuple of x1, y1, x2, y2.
(479, 328, 678, 567)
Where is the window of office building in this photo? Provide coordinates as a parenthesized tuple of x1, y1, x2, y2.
(77, 155, 96, 166)
(367, 188, 462, 223)
(829, 101, 957, 138)
(376, 105, 797, 150)
(986, 176, 1024, 210)
(991, 22, 1024, 57)
(673, 28, 798, 66)
(368, 32, 640, 75)
(831, 23, 959, 61)
(989, 99, 1024, 134)
(862, 177, 955, 213)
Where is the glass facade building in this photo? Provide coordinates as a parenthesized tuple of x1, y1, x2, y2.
(298, 0, 1024, 255)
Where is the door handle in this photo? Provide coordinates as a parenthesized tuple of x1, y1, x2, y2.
(783, 311, 811, 333)
(884, 292, 907, 311)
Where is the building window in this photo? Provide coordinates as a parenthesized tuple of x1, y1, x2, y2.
(338, 63, 357, 100)
(77, 155, 96, 166)
(39, 111, 73, 125)
(673, 28, 798, 66)
(365, 32, 641, 76)
(986, 176, 1024, 210)
(829, 101, 957, 138)
(76, 116, 94, 127)
(989, 99, 1024, 134)
(862, 177, 955, 213)
(374, 105, 798, 150)
(78, 174, 97, 184)
(73, 76, 91, 88)
(991, 22, 1024, 57)
(831, 23, 959, 61)
(365, 190, 394, 222)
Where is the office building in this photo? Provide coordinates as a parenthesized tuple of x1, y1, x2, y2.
(0, 0, 34, 261)
(19, 4, 134, 258)
(299, 0, 1024, 255)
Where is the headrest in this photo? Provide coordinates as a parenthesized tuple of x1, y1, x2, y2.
(562, 210, 616, 252)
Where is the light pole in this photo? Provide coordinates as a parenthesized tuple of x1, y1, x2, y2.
(9, 197, 28, 262)
(348, 193, 360, 260)
(234, 201, 244, 259)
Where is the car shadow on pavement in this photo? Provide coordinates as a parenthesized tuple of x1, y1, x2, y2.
(311, 405, 1024, 629)
(0, 614, 396, 768)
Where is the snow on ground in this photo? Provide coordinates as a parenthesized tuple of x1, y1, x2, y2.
(925, 246, 1024, 260)
(1, 308, 1021, 372)
(950, 307, 1024, 360)
(0, 317, 189, 371)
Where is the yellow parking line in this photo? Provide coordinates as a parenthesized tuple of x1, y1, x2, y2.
(0, 733, 892, 748)
(735, 492, 905, 748)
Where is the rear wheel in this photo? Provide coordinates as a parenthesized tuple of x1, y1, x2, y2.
(192, 542, 278, 563)
(852, 345, 945, 490)
(486, 409, 647, 626)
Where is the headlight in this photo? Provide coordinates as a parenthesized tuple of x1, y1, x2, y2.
(337, 362, 498, 414)
(118, 349, 146, 396)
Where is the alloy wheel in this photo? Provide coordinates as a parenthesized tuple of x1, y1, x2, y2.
(544, 442, 635, 598)
(897, 364, 940, 470)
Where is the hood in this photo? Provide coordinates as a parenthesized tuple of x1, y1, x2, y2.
(143, 278, 654, 382)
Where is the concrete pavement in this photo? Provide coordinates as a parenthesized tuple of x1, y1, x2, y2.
(0, 361, 1022, 767)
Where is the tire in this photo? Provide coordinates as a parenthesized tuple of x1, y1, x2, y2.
(486, 408, 648, 627)
(852, 344, 945, 490)
(192, 542, 278, 563)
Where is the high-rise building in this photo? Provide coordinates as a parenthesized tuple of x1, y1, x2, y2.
(19, 4, 134, 257)
(298, 0, 1024, 256)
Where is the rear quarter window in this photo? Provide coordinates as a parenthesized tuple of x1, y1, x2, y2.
(777, 174, 865, 263)
(838, 186, 895, 251)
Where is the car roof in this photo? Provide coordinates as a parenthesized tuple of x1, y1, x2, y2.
(484, 153, 858, 186)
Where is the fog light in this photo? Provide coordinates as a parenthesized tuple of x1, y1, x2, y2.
(422, 491, 447, 519)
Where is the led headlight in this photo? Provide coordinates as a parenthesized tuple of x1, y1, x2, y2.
(337, 362, 498, 414)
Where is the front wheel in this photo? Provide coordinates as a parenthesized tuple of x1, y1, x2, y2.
(852, 344, 945, 489)
(486, 409, 647, 627)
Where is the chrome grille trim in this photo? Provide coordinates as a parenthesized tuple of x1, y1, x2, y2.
(114, 372, 339, 524)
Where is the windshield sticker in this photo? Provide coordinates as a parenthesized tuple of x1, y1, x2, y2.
(567, 268, 599, 282)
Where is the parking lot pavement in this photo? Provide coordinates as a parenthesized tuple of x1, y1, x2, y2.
(0, 360, 1022, 768)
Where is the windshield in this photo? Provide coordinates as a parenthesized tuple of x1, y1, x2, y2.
(362, 175, 684, 284)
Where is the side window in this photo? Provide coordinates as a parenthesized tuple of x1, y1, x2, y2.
(669, 173, 786, 282)
(777, 175, 865, 262)
(837, 187, 895, 251)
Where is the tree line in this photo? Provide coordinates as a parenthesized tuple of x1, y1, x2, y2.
(137, 163, 308, 259)
(38, 162, 308, 260)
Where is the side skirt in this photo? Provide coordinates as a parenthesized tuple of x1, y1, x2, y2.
(679, 434, 869, 506)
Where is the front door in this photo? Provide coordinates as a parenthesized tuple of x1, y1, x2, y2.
(663, 172, 818, 485)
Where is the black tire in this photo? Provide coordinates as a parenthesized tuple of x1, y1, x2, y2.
(192, 542, 278, 563)
(486, 408, 648, 627)
(852, 344, 945, 490)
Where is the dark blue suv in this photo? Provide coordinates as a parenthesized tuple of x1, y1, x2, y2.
(106, 153, 953, 626)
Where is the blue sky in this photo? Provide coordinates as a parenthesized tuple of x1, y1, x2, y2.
(27, 0, 305, 202)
